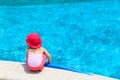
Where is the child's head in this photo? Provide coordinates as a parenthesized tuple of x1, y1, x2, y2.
(26, 33, 42, 49)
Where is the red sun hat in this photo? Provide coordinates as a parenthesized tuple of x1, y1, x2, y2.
(26, 33, 42, 48)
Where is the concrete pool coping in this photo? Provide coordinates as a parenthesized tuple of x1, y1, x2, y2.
(0, 60, 117, 80)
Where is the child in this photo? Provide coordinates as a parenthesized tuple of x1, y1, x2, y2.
(26, 33, 51, 71)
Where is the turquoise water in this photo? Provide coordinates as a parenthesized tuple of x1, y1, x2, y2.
(0, 0, 120, 79)
(0, 0, 102, 6)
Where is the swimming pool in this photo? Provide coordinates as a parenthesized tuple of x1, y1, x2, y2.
(0, 0, 120, 79)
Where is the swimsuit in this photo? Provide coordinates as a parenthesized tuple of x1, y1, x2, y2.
(26, 52, 46, 71)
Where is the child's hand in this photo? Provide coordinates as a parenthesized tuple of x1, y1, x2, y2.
(45, 62, 50, 66)
(47, 61, 50, 64)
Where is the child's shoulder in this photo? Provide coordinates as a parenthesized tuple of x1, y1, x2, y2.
(40, 47, 45, 50)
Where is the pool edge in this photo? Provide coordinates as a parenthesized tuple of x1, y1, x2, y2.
(0, 60, 117, 80)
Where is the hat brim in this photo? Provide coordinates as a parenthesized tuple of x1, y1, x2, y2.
(27, 41, 41, 48)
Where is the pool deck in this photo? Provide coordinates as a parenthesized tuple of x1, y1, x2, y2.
(0, 61, 117, 80)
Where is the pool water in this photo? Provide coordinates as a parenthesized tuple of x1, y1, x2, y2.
(0, 0, 120, 79)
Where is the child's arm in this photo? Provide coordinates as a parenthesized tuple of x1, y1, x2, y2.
(42, 47, 52, 64)
(26, 48, 29, 54)
(26, 48, 30, 54)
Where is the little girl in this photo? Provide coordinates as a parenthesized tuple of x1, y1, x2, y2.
(26, 33, 51, 71)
